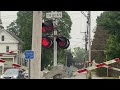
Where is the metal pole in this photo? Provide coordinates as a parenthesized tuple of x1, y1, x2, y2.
(66, 51, 67, 66)
(107, 66, 108, 77)
(53, 19, 57, 66)
(2, 63, 4, 74)
(52, 11, 58, 66)
(29, 60, 30, 79)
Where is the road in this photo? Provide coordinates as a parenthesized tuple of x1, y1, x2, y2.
(64, 72, 103, 79)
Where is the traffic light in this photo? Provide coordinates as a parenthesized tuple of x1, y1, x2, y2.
(42, 36, 53, 48)
(42, 19, 54, 49)
(56, 36, 70, 49)
(42, 20, 54, 33)
(42, 19, 70, 49)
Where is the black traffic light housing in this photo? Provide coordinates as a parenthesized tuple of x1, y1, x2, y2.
(42, 20, 54, 33)
(42, 19, 70, 49)
(56, 36, 70, 49)
(42, 36, 53, 48)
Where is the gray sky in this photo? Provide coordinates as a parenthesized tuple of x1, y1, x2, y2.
(67, 11, 103, 50)
(1, 11, 18, 28)
(1, 11, 103, 49)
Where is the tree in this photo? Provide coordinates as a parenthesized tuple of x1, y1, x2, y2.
(72, 47, 87, 68)
(91, 25, 109, 76)
(104, 35, 120, 77)
(72, 47, 86, 61)
(7, 11, 72, 70)
(96, 11, 120, 76)
(97, 11, 120, 41)
(7, 21, 19, 36)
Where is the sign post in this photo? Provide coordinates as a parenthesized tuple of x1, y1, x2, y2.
(46, 11, 62, 66)
(28, 60, 30, 79)
(24, 50, 34, 79)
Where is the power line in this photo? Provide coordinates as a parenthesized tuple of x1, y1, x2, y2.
(81, 11, 88, 17)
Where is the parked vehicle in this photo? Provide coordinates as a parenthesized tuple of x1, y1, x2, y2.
(0, 68, 25, 79)
(22, 70, 29, 79)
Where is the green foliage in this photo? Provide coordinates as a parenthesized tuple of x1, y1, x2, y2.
(97, 11, 120, 41)
(105, 35, 120, 59)
(96, 11, 120, 77)
(72, 47, 87, 68)
(97, 11, 120, 59)
(91, 22, 109, 76)
(7, 11, 72, 70)
(7, 21, 19, 36)
(72, 47, 88, 61)
(104, 35, 120, 77)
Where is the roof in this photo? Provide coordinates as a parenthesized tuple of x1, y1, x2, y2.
(0, 28, 24, 44)
(6, 30, 24, 44)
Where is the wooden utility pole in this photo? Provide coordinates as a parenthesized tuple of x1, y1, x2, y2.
(30, 11, 42, 79)
(88, 11, 91, 65)
(88, 11, 92, 79)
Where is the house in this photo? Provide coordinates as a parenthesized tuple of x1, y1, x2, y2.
(0, 22, 24, 68)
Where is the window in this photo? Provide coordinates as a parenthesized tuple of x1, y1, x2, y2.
(1, 35, 4, 41)
(6, 46, 9, 52)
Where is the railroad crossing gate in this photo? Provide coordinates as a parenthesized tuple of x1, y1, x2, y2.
(77, 58, 120, 73)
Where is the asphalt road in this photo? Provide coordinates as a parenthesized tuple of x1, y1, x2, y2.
(64, 72, 103, 79)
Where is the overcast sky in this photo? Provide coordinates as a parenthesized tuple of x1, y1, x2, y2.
(67, 11, 104, 49)
(1, 11, 103, 49)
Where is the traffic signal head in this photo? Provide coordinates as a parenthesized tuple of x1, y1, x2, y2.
(42, 20, 54, 33)
(56, 36, 70, 49)
(42, 36, 53, 48)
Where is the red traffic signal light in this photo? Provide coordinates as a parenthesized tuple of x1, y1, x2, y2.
(42, 36, 53, 48)
(56, 37, 70, 49)
(42, 20, 54, 33)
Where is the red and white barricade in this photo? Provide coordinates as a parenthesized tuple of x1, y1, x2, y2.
(0, 59, 5, 73)
(77, 58, 120, 73)
(0, 50, 28, 72)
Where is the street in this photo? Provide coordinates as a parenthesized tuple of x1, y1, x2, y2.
(64, 72, 103, 79)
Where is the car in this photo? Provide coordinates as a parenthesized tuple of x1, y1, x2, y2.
(22, 70, 29, 79)
(0, 68, 25, 79)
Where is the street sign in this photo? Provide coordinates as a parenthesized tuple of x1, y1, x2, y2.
(24, 50, 34, 60)
(46, 12, 62, 18)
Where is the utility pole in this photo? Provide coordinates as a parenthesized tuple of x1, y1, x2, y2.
(81, 11, 92, 79)
(88, 11, 91, 65)
(30, 11, 42, 79)
(81, 11, 89, 68)
(81, 32, 88, 68)
(86, 11, 92, 79)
